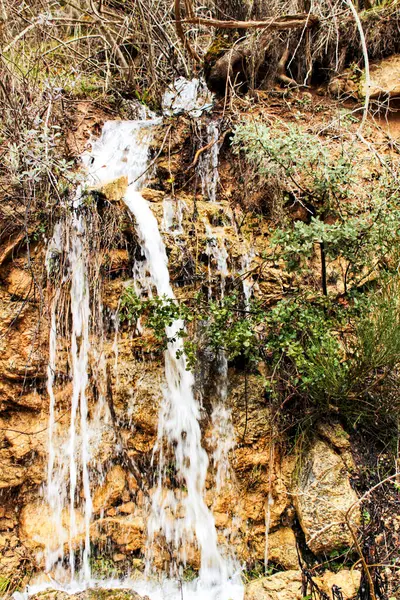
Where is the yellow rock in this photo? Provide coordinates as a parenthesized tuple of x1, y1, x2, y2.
(92, 465, 127, 513)
(99, 176, 128, 202)
(267, 527, 298, 570)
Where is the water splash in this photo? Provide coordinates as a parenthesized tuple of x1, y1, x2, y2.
(199, 121, 220, 203)
(162, 77, 213, 118)
(162, 197, 185, 235)
(205, 225, 229, 298)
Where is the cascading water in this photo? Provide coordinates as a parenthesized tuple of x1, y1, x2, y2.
(205, 225, 229, 299)
(44, 200, 107, 584)
(75, 116, 240, 597)
(199, 122, 220, 203)
(24, 85, 243, 600)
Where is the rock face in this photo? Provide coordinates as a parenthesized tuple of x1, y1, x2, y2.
(365, 55, 400, 99)
(0, 104, 370, 586)
(294, 439, 360, 554)
(245, 571, 303, 600)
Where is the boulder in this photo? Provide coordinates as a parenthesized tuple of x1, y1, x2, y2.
(267, 527, 299, 570)
(141, 188, 165, 203)
(245, 569, 361, 600)
(98, 176, 128, 202)
(294, 438, 360, 554)
(7, 268, 33, 298)
(91, 516, 145, 551)
(329, 55, 400, 101)
(315, 569, 361, 599)
(19, 503, 84, 552)
(245, 570, 302, 600)
(364, 55, 400, 99)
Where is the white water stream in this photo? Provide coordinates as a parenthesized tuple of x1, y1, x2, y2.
(28, 106, 244, 600)
(199, 122, 220, 203)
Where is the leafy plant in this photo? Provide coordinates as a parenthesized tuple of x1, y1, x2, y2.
(233, 121, 400, 295)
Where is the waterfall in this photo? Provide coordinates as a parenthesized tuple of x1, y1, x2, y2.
(77, 115, 242, 598)
(199, 122, 220, 203)
(44, 208, 95, 583)
(67, 211, 92, 581)
(45, 223, 67, 574)
(205, 225, 229, 299)
(31, 89, 244, 600)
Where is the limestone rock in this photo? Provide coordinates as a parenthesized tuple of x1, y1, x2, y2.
(330, 56, 400, 101)
(19, 504, 84, 552)
(141, 188, 165, 202)
(245, 570, 302, 600)
(315, 569, 361, 599)
(92, 516, 144, 551)
(92, 465, 127, 513)
(0, 412, 47, 488)
(294, 439, 360, 554)
(245, 569, 360, 600)
(364, 55, 400, 99)
(267, 527, 299, 570)
(328, 74, 358, 99)
(98, 176, 128, 202)
(7, 268, 33, 298)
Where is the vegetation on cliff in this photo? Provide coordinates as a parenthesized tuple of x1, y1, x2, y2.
(1, 1, 400, 599)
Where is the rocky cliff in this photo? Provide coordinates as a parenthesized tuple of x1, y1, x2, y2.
(0, 87, 399, 600)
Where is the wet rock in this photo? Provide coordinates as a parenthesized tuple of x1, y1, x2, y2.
(119, 502, 135, 514)
(245, 570, 302, 600)
(92, 465, 127, 513)
(294, 439, 360, 554)
(91, 516, 145, 551)
(141, 188, 165, 203)
(98, 176, 128, 202)
(19, 504, 83, 553)
(0, 412, 47, 488)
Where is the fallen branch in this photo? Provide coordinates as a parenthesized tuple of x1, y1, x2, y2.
(182, 13, 319, 30)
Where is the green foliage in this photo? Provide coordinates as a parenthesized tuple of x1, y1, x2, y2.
(119, 288, 259, 368)
(233, 121, 355, 214)
(233, 120, 400, 295)
(120, 277, 400, 436)
(89, 556, 120, 579)
(0, 577, 10, 593)
(271, 203, 400, 293)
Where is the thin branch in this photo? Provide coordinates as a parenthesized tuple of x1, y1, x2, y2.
(174, 0, 202, 62)
(182, 13, 319, 29)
